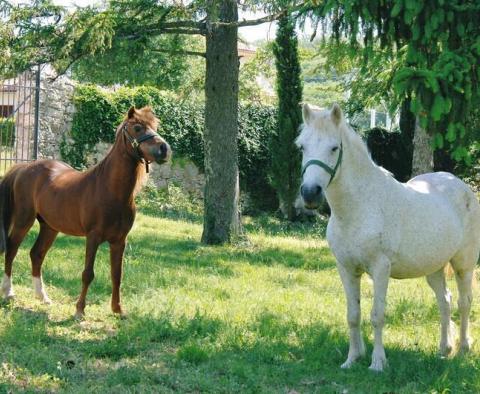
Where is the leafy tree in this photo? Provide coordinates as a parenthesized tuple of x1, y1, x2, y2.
(271, 14, 303, 220)
(238, 43, 276, 105)
(300, 41, 347, 108)
(305, 0, 480, 174)
(0, 0, 305, 244)
(71, 35, 196, 90)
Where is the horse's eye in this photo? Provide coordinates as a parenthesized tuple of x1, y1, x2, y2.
(133, 124, 143, 133)
(331, 146, 339, 153)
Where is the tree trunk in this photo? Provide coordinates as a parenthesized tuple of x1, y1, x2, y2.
(201, 0, 241, 244)
(411, 116, 434, 176)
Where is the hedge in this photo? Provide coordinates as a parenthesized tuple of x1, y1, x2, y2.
(62, 84, 278, 212)
(365, 127, 413, 182)
(0, 118, 15, 147)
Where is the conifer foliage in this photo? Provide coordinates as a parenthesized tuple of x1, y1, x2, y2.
(270, 15, 303, 220)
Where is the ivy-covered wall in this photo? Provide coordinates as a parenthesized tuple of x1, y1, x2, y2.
(62, 84, 278, 212)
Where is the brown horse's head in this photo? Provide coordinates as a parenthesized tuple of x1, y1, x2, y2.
(123, 106, 172, 164)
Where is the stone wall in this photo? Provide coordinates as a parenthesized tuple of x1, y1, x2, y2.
(86, 139, 205, 198)
(38, 67, 75, 160)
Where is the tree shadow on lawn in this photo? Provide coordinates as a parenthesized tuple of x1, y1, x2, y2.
(1, 306, 478, 393)
(33, 230, 336, 302)
(128, 232, 336, 271)
(242, 214, 328, 239)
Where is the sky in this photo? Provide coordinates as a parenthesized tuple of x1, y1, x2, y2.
(50, 0, 313, 44)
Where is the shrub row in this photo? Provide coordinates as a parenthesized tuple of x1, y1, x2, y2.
(62, 84, 278, 212)
(0, 117, 15, 147)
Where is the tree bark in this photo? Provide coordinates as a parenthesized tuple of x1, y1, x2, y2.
(411, 116, 434, 176)
(201, 0, 241, 244)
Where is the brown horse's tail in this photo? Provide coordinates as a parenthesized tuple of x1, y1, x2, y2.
(0, 172, 14, 254)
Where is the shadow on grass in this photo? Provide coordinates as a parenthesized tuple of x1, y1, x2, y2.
(243, 214, 328, 239)
(21, 227, 336, 303)
(1, 306, 479, 393)
(137, 205, 204, 224)
(136, 206, 329, 239)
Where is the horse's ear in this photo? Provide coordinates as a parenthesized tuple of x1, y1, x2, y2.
(331, 103, 343, 125)
(128, 106, 136, 119)
(302, 103, 313, 125)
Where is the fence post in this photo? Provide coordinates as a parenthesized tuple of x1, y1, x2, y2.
(32, 64, 41, 160)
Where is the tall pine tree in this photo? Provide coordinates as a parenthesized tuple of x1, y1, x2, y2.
(271, 14, 303, 220)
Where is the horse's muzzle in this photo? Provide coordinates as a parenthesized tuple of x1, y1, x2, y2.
(301, 184, 323, 209)
(154, 142, 171, 164)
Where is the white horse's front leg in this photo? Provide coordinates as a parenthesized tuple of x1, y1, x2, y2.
(338, 264, 365, 369)
(369, 258, 391, 372)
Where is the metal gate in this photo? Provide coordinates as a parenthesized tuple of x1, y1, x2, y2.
(0, 66, 40, 174)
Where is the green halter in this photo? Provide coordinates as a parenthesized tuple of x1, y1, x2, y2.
(301, 142, 343, 187)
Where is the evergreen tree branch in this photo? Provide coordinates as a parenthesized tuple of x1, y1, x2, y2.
(216, 2, 309, 27)
(151, 48, 205, 58)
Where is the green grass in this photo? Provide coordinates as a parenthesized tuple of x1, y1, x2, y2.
(1, 211, 480, 393)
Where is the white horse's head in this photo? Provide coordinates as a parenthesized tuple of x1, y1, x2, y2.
(296, 103, 345, 209)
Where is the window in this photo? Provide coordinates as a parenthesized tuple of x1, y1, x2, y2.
(0, 105, 13, 118)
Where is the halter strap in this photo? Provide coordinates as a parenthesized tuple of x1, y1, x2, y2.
(122, 123, 158, 173)
(301, 142, 343, 187)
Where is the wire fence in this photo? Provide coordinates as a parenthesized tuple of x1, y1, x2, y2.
(0, 67, 40, 175)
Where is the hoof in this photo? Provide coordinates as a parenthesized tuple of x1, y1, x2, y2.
(459, 338, 473, 354)
(369, 352, 388, 372)
(35, 293, 52, 305)
(74, 311, 85, 321)
(368, 358, 388, 372)
(439, 343, 454, 357)
(1, 287, 14, 300)
(340, 359, 356, 369)
(111, 304, 124, 317)
(112, 308, 127, 319)
(1, 294, 15, 305)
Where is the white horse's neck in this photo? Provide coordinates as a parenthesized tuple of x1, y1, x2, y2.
(324, 126, 392, 219)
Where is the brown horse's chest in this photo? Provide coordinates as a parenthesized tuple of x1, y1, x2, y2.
(95, 200, 136, 234)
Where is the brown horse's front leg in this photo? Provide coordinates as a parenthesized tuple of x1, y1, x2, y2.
(75, 233, 100, 319)
(109, 240, 126, 316)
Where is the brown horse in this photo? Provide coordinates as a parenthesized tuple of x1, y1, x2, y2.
(0, 106, 171, 318)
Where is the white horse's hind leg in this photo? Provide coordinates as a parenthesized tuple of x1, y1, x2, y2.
(337, 264, 365, 368)
(451, 246, 477, 353)
(369, 258, 390, 372)
(426, 268, 455, 356)
(453, 267, 474, 352)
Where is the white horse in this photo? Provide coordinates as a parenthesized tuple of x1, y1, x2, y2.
(297, 103, 480, 371)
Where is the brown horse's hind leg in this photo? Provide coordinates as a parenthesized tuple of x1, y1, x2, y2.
(1, 217, 35, 299)
(109, 239, 126, 316)
(75, 233, 101, 319)
(30, 222, 58, 304)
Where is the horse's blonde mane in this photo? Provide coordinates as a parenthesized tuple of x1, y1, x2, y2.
(125, 106, 159, 130)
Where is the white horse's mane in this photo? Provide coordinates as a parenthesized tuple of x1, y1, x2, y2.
(343, 123, 394, 177)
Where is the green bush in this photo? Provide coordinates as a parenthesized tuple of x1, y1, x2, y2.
(63, 84, 278, 212)
(135, 183, 203, 222)
(0, 118, 15, 147)
(364, 127, 413, 182)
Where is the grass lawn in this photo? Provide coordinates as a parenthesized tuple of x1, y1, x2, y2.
(1, 211, 479, 393)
